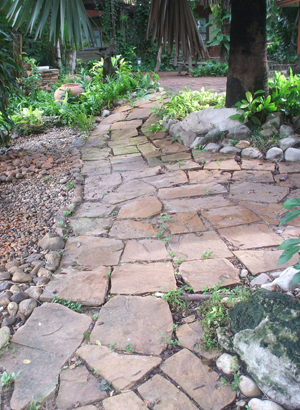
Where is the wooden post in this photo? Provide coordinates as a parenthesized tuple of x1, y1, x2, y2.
(13, 33, 22, 66)
(155, 43, 163, 73)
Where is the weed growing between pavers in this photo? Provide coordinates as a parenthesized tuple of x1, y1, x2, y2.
(51, 296, 83, 313)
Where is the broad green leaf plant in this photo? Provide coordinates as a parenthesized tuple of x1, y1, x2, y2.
(278, 198, 300, 286)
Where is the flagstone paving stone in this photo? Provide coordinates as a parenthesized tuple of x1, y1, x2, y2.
(278, 162, 300, 173)
(117, 196, 162, 219)
(111, 262, 176, 294)
(158, 183, 227, 200)
(168, 212, 207, 234)
(179, 258, 240, 291)
(81, 159, 111, 175)
(121, 166, 162, 182)
(81, 148, 111, 161)
(121, 239, 168, 262)
(240, 159, 275, 171)
(61, 236, 123, 266)
(112, 158, 148, 172)
(161, 349, 236, 410)
(142, 170, 188, 188)
(111, 127, 139, 140)
(84, 136, 107, 148)
(109, 219, 159, 239)
(41, 266, 109, 305)
(219, 224, 282, 249)
(281, 225, 300, 239)
(84, 173, 122, 200)
(147, 156, 163, 167)
(188, 169, 232, 184)
(233, 250, 299, 275)
(69, 217, 112, 236)
(90, 295, 173, 355)
(113, 104, 132, 113)
(108, 136, 148, 147)
(112, 145, 140, 155)
(169, 232, 233, 260)
(103, 391, 147, 410)
(103, 180, 156, 204)
(204, 158, 241, 171)
(138, 374, 198, 410)
(229, 182, 289, 203)
(163, 196, 234, 213)
(202, 204, 261, 229)
(126, 107, 151, 120)
(110, 152, 143, 164)
(56, 366, 106, 409)
(138, 142, 161, 158)
(238, 201, 286, 225)
(77, 345, 161, 390)
(111, 119, 143, 130)
(75, 202, 114, 218)
(231, 170, 274, 184)
(153, 138, 190, 154)
(167, 160, 202, 171)
(193, 151, 235, 163)
(100, 112, 127, 124)
(161, 151, 192, 162)
(90, 124, 111, 136)
(143, 129, 166, 140)
(274, 172, 300, 187)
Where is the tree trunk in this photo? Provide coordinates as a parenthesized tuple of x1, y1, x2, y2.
(225, 0, 268, 108)
(66, 49, 77, 74)
(155, 43, 163, 73)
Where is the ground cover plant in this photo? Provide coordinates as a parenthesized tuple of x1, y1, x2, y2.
(190, 60, 228, 77)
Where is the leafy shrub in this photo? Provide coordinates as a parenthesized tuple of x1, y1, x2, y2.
(190, 60, 228, 77)
(269, 70, 300, 117)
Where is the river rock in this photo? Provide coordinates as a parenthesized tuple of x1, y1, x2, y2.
(0, 326, 10, 349)
(37, 268, 52, 280)
(0, 271, 11, 280)
(5, 260, 20, 270)
(248, 399, 284, 410)
(279, 124, 295, 139)
(227, 124, 251, 140)
(279, 136, 300, 151)
(45, 251, 61, 270)
(205, 143, 220, 152)
(229, 288, 300, 410)
(260, 128, 276, 138)
(38, 233, 64, 251)
(7, 301, 18, 316)
(11, 291, 29, 304)
(18, 299, 37, 317)
(261, 266, 299, 292)
(31, 261, 44, 276)
(216, 353, 239, 374)
(265, 147, 283, 162)
(0, 293, 11, 307)
(10, 284, 21, 293)
(12, 269, 32, 283)
(238, 375, 261, 397)
(219, 146, 241, 154)
(241, 147, 263, 159)
(285, 147, 300, 162)
(25, 286, 43, 300)
(2, 315, 17, 327)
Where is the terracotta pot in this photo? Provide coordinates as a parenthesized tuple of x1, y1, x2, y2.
(54, 83, 85, 100)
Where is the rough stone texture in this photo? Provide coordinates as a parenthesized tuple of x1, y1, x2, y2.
(61, 236, 123, 266)
(168, 212, 207, 234)
(138, 374, 198, 410)
(84, 173, 122, 200)
(231, 170, 274, 184)
(205, 143, 221, 152)
(70, 217, 112, 236)
(41, 266, 109, 305)
(110, 219, 159, 239)
(285, 147, 300, 162)
(121, 239, 168, 262)
(56, 366, 106, 409)
(111, 262, 176, 294)
(169, 232, 233, 261)
(77, 345, 161, 390)
(216, 353, 239, 374)
(161, 349, 236, 410)
(279, 124, 295, 138)
(279, 136, 300, 151)
(112, 145, 139, 155)
(163, 196, 233, 213)
(188, 170, 231, 184)
(142, 170, 188, 188)
(274, 172, 300, 188)
(158, 183, 227, 200)
(229, 289, 300, 410)
(81, 160, 111, 176)
(38, 233, 64, 251)
(261, 266, 300, 292)
(180, 258, 240, 291)
(103, 391, 147, 410)
(229, 182, 289, 203)
(103, 180, 155, 204)
(266, 147, 284, 162)
(75, 202, 114, 218)
(202, 205, 261, 229)
(241, 159, 275, 171)
(239, 201, 287, 225)
(117, 196, 162, 219)
(250, 273, 272, 287)
(203, 159, 241, 171)
(219, 224, 282, 249)
(91, 295, 173, 355)
(0, 326, 10, 349)
(238, 375, 261, 398)
(247, 399, 284, 410)
(227, 124, 251, 140)
(219, 146, 240, 154)
(241, 148, 263, 159)
(111, 119, 142, 130)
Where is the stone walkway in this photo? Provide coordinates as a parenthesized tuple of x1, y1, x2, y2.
(2, 91, 300, 410)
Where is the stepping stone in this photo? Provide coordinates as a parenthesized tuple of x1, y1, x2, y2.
(169, 232, 232, 261)
(100, 112, 127, 125)
(162, 152, 192, 162)
(161, 349, 236, 410)
(147, 157, 162, 167)
(278, 162, 300, 173)
(112, 159, 148, 173)
(81, 160, 111, 176)
(111, 127, 139, 140)
(81, 148, 111, 161)
(281, 225, 300, 239)
(153, 138, 190, 154)
(167, 160, 202, 171)
(138, 374, 198, 410)
(90, 295, 173, 355)
(126, 107, 151, 120)
(163, 196, 233, 213)
(188, 169, 231, 184)
(103, 391, 147, 410)
(141, 113, 161, 132)
(158, 183, 227, 200)
(112, 145, 139, 155)
(110, 153, 143, 164)
(90, 124, 111, 136)
(84, 136, 107, 148)
(56, 366, 106, 409)
(118, 196, 162, 219)
(274, 173, 300, 188)
(84, 173, 122, 200)
(103, 180, 156, 205)
(204, 159, 240, 171)
(202, 205, 261, 229)
(77, 345, 161, 390)
(113, 104, 132, 113)
(168, 212, 206, 234)
(232, 170, 274, 184)
(193, 152, 235, 163)
(108, 136, 147, 147)
(233, 250, 299, 275)
(229, 182, 289, 203)
(111, 119, 143, 130)
(241, 159, 275, 171)
(62, 236, 123, 266)
(75, 202, 114, 218)
(122, 239, 168, 262)
(142, 170, 188, 188)
(179, 258, 240, 291)
(111, 262, 176, 294)
(145, 130, 167, 140)
(121, 167, 162, 183)
(70, 217, 112, 236)
(219, 224, 282, 249)
(41, 266, 109, 305)
(110, 220, 159, 239)
(138, 143, 161, 158)
(238, 201, 286, 225)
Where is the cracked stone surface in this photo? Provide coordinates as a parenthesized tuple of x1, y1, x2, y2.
(103, 180, 156, 204)
(202, 204, 261, 229)
(121, 239, 168, 262)
(231, 170, 274, 184)
(167, 212, 207, 234)
(229, 182, 289, 203)
(142, 170, 188, 188)
(158, 183, 227, 199)
(69, 217, 112, 236)
(188, 169, 232, 184)
(117, 196, 162, 218)
(103, 391, 147, 410)
(110, 219, 159, 239)
(163, 196, 233, 213)
(75, 202, 114, 218)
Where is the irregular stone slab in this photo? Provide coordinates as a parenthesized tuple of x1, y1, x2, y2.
(77, 345, 161, 390)
(127, 107, 151, 120)
(121, 166, 161, 182)
(202, 205, 261, 229)
(100, 111, 127, 125)
(233, 250, 299, 275)
(193, 151, 235, 164)
(12, 303, 91, 355)
(204, 159, 241, 171)
(75, 202, 114, 218)
(274, 173, 300, 188)
(154, 138, 190, 154)
(38, 233, 64, 251)
(141, 113, 161, 131)
(41, 266, 109, 305)
(56, 366, 106, 409)
(168, 212, 206, 234)
(111, 262, 176, 294)
(112, 159, 148, 173)
(188, 170, 231, 184)
(112, 145, 139, 155)
(248, 399, 284, 410)
(158, 183, 227, 200)
(161, 349, 236, 410)
(81, 148, 111, 161)
(91, 295, 173, 354)
(219, 224, 282, 249)
(147, 156, 163, 167)
(111, 119, 143, 130)
(241, 159, 275, 171)
(278, 162, 300, 173)
(145, 129, 166, 140)
(84, 136, 107, 148)
(111, 127, 139, 140)
(103, 391, 147, 410)
(142, 170, 188, 188)
(90, 124, 110, 136)
(113, 104, 132, 113)
(110, 220, 159, 239)
(138, 374, 198, 410)
(167, 160, 201, 171)
(84, 173, 121, 200)
(163, 196, 233, 213)
(103, 180, 156, 204)
(239, 201, 286, 225)
(180, 259, 240, 291)
(62, 236, 123, 266)
(81, 160, 111, 176)
(109, 136, 148, 147)
(169, 232, 232, 261)
(70, 217, 112, 236)
(118, 196, 162, 219)
(122, 239, 168, 262)
(230, 182, 289, 203)
(110, 152, 143, 164)
(138, 143, 161, 158)
(231, 170, 274, 184)
(162, 152, 192, 162)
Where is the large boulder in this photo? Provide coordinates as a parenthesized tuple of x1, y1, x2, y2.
(228, 289, 300, 410)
